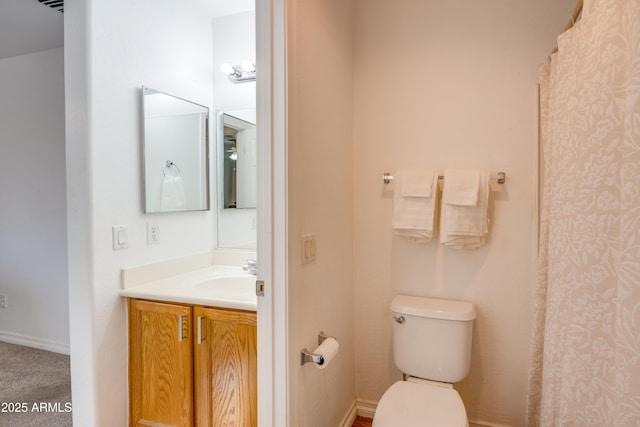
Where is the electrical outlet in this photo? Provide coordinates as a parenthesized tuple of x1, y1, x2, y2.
(147, 224, 160, 245)
(0, 294, 7, 309)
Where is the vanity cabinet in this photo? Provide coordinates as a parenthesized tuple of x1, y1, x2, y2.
(194, 306, 257, 426)
(129, 299, 194, 427)
(128, 299, 257, 427)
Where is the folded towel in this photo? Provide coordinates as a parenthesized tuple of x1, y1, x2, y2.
(392, 170, 438, 242)
(440, 170, 489, 249)
(401, 170, 434, 198)
(442, 169, 480, 206)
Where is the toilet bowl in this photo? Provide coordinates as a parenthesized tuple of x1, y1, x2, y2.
(373, 379, 468, 427)
(372, 295, 475, 427)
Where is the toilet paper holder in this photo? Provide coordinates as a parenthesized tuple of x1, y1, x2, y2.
(300, 331, 336, 366)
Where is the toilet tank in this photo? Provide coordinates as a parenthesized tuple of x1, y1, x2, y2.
(391, 295, 476, 383)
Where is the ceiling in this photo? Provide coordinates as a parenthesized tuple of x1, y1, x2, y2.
(0, 0, 255, 61)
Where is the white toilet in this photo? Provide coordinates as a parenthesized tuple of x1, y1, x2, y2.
(373, 295, 476, 427)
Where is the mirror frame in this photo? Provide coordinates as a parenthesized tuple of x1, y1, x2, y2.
(141, 86, 211, 213)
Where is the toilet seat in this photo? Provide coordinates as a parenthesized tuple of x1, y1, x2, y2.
(373, 380, 468, 427)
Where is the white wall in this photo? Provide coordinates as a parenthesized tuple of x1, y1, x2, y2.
(212, 12, 257, 250)
(287, 0, 356, 425)
(352, 0, 575, 425)
(64, 1, 216, 424)
(0, 47, 69, 354)
(212, 11, 256, 113)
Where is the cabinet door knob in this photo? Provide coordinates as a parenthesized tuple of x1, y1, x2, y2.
(178, 315, 184, 342)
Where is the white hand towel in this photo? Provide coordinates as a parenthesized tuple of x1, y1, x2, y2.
(442, 169, 480, 206)
(401, 170, 434, 198)
(440, 170, 489, 249)
(392, 170, 438, 242)
(159, 175, 186, 211)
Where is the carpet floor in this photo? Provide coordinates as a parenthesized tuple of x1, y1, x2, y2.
(0, 341, 72, 427)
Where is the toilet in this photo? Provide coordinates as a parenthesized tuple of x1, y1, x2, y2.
(373, 295, 476, 427)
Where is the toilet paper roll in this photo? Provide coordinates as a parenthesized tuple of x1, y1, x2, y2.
(314, 337, 339, 369)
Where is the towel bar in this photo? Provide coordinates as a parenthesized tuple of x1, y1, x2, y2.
(383, 171, 505, 184)
(163, 160, 181, 176)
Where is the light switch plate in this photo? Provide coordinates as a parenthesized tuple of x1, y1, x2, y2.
(301, 233, 317, 264)
(112, 225, 129, 250)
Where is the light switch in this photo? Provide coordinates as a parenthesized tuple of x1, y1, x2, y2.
(112, 225, 129, 250)
(301, 233, 317, 264)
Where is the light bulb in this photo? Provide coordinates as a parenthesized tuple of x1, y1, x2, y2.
(220, 63, 235, 75)
(241, 60, 256, 73)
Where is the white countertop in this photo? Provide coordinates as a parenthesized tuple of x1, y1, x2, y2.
(120, 264, 257, 311)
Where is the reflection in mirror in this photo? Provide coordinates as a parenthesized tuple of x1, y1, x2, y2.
(142, 87, 210, 213)
(217, 109, 257, 249)
(220, 113, 257, 209)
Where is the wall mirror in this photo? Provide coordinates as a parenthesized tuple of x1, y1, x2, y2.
(142, 86, 210, 213)
(217, 109, 257, 249)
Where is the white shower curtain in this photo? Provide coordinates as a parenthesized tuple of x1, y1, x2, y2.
(527, 0, 640, 425)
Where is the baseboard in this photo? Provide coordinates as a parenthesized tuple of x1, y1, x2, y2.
(339, 398, 377, 425)
(338, 400, 358, 427)
(469, 421, 511, 427)
(356, 398, 377, 419)
(0, 331, 70, 355)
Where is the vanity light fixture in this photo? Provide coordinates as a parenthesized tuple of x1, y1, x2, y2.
(241, 60, 256, 73)
(220, 61, 256, 84)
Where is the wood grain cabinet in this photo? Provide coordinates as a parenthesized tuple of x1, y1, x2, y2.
(128, 298, 257, 427)
(194, 306, 257, 427)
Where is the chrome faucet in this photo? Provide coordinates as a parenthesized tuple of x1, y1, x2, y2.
(243, 259, 257, 275)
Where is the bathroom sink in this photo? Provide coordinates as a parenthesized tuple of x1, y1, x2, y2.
(195, 275, 255, 293)
(189, 274, 256, 301)
(120, 266, 258, 310)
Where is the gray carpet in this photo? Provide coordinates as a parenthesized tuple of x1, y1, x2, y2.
(0, 341, 72, 427)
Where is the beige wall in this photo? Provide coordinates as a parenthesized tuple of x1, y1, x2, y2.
(351, 0, 575, 425)
(287, 0, 356, 425)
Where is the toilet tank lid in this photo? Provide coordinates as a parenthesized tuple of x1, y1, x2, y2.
(391, 295, 476, 321)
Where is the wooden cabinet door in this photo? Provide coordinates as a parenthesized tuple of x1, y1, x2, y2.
(194, 307, 257, 427)
(128, 299, 194, 427)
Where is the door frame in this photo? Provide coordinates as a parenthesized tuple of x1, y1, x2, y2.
(256, 0, 289, 425)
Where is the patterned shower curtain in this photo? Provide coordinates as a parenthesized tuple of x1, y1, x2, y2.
(527, 0, 640, 425)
